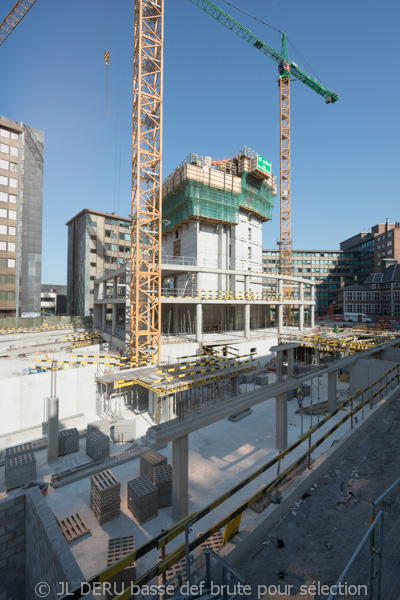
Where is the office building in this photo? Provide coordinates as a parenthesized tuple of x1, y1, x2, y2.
(0, 116, 44, 317)
(262, 249, 359, 313)
(66, 209, 131, 316)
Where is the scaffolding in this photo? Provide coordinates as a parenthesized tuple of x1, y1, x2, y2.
(162, 148, 277, 232)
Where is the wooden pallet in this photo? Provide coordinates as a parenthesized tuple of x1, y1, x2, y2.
(57, 513, 90, 544)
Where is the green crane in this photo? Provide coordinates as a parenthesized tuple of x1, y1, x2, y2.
(190, 0, 339, 289)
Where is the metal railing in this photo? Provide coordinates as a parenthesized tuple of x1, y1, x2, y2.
(328, 474, 400, 600)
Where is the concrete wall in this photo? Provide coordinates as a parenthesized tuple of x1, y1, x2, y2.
(0, 365, 98, 435)
(0, 494, 26, 600)
(349, 358, 398, 395)
(0, 315, 92, 330)
(382, 347, 400, 362)
(25, 487, 84, 600)
(21, 125, 44, 315)
(0, 487, 84, 600)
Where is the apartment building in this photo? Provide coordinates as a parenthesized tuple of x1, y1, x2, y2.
(66, 209, 131, 316)
(262, 249, 359, 313)
(0, 116, 44, 317)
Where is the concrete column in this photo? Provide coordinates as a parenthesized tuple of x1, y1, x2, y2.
(172, 434, 189, 522)
(231, 375, 238, 398)
(196, 302, 203, 343)
(310, 285, 315, 329)
(328, 371, 337, 412)
(276, 352, 283, 382)
(299, 283, 304, 331)
(47, 396, 59, 464)
(244, 304, 250, 339)
(102, 303, 106, 331)
(276, 392, 288, 450)
(112, 304, 117, 336)
(93, 303, 102, 329)
(287, 348, 294, 377)
(277, 279, 283, 334)
(310, 304, 315, 329)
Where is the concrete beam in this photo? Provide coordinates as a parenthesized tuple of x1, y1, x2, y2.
(172, 434, 189, 522)
(276, 392, 287, 450)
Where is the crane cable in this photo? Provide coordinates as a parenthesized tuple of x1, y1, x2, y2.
(219, 0, 325, 87)
(104, 0, 110, 118)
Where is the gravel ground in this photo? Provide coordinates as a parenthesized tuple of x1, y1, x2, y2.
(238, 397, 400, 600)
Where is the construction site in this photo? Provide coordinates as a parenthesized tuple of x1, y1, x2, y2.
(0, 2, 400, 600)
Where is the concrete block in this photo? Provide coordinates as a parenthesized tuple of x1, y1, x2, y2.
(255, 374, 269, 386)
(153, 464, 172, 508)
(113, 419, 136, 443)
(5, 443, 33, 459)
(140, 450, 167, 481)
(86, 430, 110, 461)
(87, 419, 111, 436)
(5, 454, 36, 491)
(244, 373, 255, 384)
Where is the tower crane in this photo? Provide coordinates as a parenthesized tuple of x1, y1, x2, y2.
(0, 0, 38, 46)
(190, 0, 339, 299)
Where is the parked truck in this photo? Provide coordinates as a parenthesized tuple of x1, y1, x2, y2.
(344, 312, 372, 323)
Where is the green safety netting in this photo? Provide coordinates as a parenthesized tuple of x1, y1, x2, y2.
(162, 171, 276, 232)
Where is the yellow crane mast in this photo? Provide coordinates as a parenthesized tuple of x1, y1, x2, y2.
(130, 0, 164, 366)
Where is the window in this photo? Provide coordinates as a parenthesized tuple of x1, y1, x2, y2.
(0, 143, 9, 154)
(0, 128, 10, 138)
(0, 175, 7, 186)
(7, 275, 15, 284)
(0, 258, 5, 267)
(0, 225, 6, 234)
(90, 221, 97, 226)
(8, 195, 16, 204)
(9, 163, 17, 172)
(0, 191, 7, 202)
(0, 158, 8, 170)
(8, 226, 16, 235)
(10, 133, 18, 140)
(8, 210, 16, 220)
(0, 208, 7, 218)
(7, 291, 14, 300)
(10, 147, 18, 157)
(248, 227, 252, 241)
(90, 262, 96, 267)
(8, 242, 15, 252)
(0, 275, 4, 283)
(248, 247, 252, 260)
(9, 178, 17, 189)
(0, 241, 5, 250)
(7, 259, 15, 268)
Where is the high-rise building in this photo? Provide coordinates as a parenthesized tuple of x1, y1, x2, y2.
(340, 220, 400, 275)
(66, 209, 131, 316)
(0, 116, 44, 317)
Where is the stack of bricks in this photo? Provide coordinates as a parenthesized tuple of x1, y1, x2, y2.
(5, 442, 34, 459)
(58, 428, 79, 456)
(86, 430, 110, 461)
(153, 464, 172, 508)
(90, 470, 121, 525)
(196, 530, 224, 569)
(127, 475, 158, 524)
(113, 419, 136, 442)
(106, 535, 136, 598)
(140, 450, 167, 480)
(5, 453, 36, 491)
(87, 419, 111, 436)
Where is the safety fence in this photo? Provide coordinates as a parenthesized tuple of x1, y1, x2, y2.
(64, 362, 400, 599)
(328, 475, 400, 600)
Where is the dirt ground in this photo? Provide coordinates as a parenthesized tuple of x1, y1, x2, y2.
(238, 397, 400, 600)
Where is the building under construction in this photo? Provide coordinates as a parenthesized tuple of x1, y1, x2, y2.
(93, 147, 315, 352)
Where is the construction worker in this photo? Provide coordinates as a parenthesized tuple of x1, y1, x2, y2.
(297, 386, 304, 409)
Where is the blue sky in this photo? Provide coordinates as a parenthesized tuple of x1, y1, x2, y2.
(1, 0, 399, 284)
